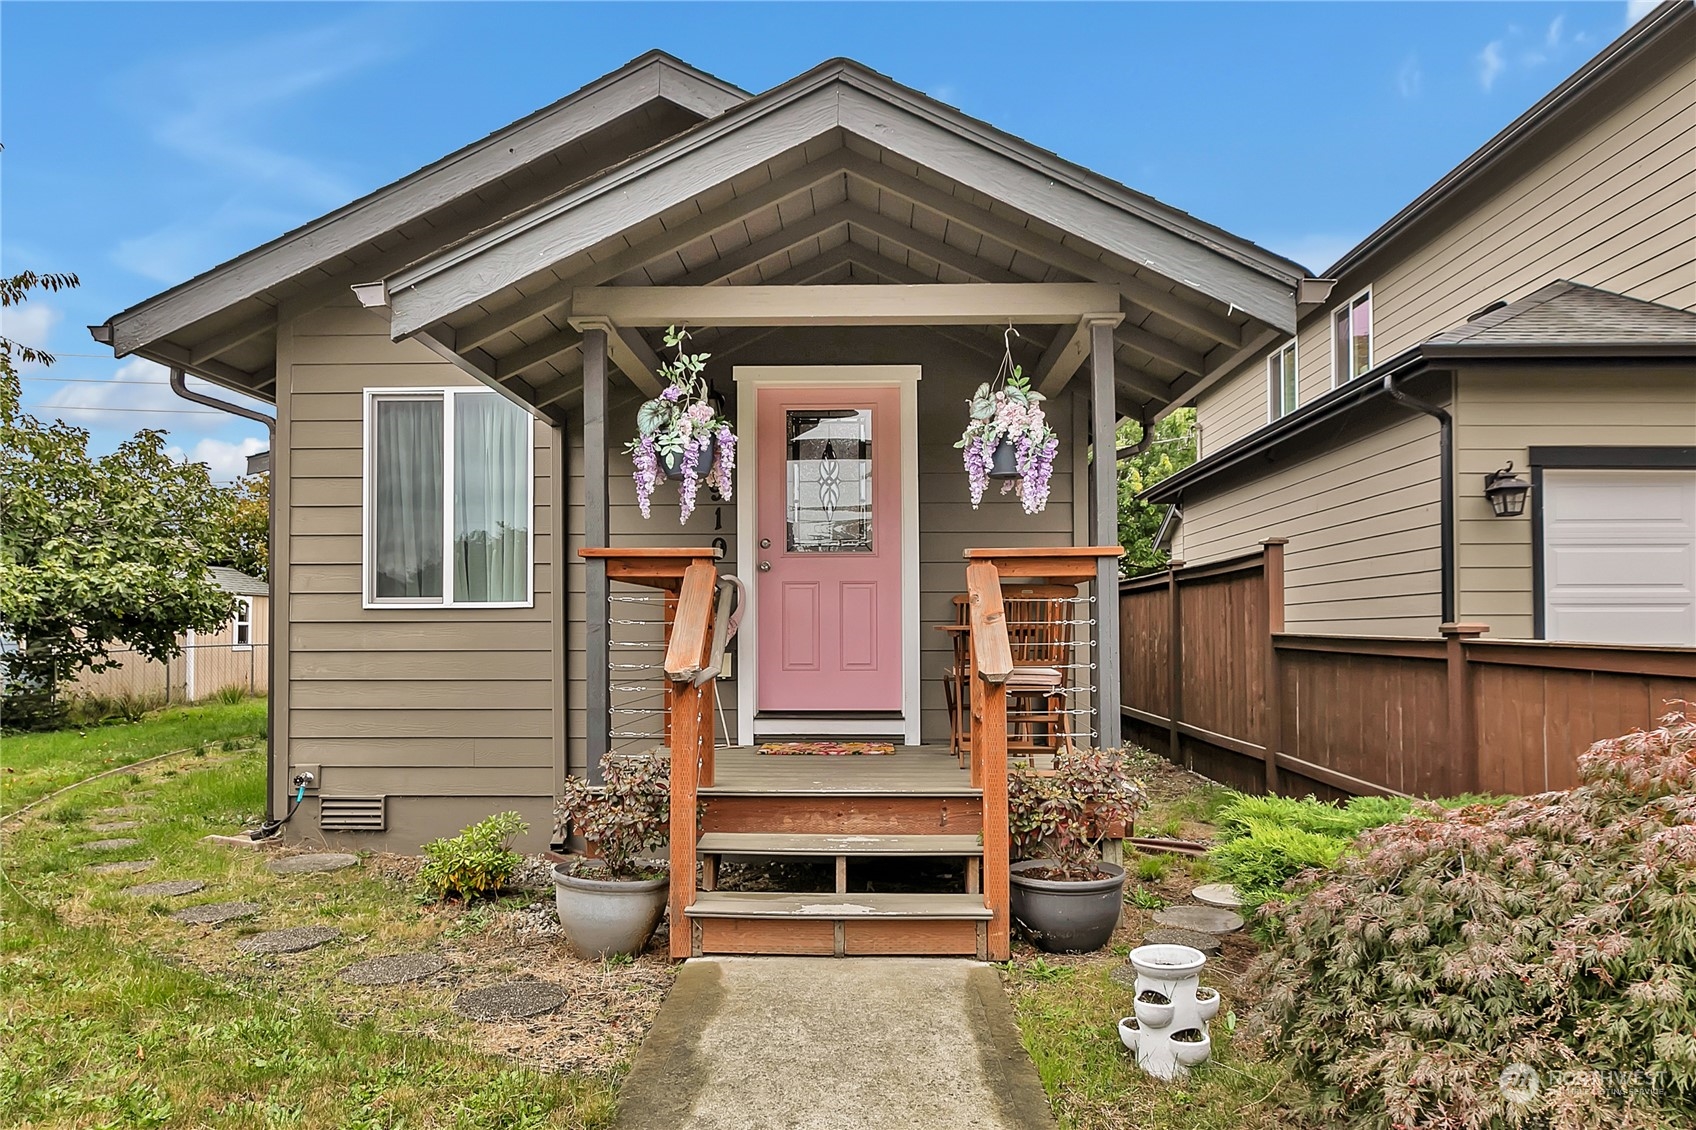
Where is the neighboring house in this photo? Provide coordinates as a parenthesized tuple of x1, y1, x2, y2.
(68, 566, 271, 703)
(88, 51, 1310, 870)
(1146, 1, 1695, 645)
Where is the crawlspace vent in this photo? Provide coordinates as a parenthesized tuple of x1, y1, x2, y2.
(318, 795, 387, 832)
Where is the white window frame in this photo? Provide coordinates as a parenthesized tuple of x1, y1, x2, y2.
(1330, 288, 1373, 387)
(231, 597, 253, 650)
(362, 387, 536, 610)
(1267, 340, 1299, 421)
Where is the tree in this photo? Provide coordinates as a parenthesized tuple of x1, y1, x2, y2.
(221, 473, 269, 580)
(1115, 407, 1197, 576)
(1, 270, 238, 721)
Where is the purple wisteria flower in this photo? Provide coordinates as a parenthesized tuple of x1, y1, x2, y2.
(625, 326, 737, 523)
(956, 364, 1059, 514)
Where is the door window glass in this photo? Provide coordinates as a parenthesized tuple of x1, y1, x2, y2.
(786, 408, 873, 553)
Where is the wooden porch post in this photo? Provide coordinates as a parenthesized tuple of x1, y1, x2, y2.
(584, 327, 610, 785)
(1089, 319, 1122, 749)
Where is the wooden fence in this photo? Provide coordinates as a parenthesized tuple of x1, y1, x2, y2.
(1119, 541, 1696, 799)
(67, 642, 270, 706)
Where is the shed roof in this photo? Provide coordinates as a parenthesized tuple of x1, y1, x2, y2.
(209, 566, 269, 597)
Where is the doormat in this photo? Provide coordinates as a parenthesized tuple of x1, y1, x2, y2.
(757, 741, 896, 756)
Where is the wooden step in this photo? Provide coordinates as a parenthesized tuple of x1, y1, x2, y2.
(685, 892, 992, 920)
(701, 794, 981, 835)
(696, 833, 983, 857)
(685, 892, 991, 958)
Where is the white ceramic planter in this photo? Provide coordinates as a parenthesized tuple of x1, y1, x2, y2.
(1120, 943, 1217, 1080)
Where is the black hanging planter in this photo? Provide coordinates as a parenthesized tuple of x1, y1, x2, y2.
(989, 438, 1021, 480)
(661, 437, 717, 481)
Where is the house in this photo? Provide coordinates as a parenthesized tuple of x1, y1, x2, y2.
(89, 49, 1311, 958)
(1144, 1, 1695, 644)
(68, 565, 270, 704)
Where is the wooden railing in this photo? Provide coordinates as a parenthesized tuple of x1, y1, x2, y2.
(577, 548, 723, 960)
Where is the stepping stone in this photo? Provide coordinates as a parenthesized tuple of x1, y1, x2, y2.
(79, 838, 141, 853)
(91, 859, 155, 875)
(340, 953, 449, 986)
(91, 820, 142, 832)
(237, 926, 341, 955)
(1191, 883, 1244, 909)
(125, 879, 205, 898)
(453, 980, 567, 1021)
(267, 853, 359, 875)
(97, 807, 138, 817)
(171, 901, 264, 926)
(1141, 925, 1223, 954)
(1153, 905, 1245, 935)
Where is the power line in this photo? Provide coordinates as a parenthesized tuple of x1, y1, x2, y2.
(21, 374, 172, 385)
(23, 403, 230, 416)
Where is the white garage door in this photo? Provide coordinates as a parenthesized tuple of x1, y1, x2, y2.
(1543, 469, 1696, 645)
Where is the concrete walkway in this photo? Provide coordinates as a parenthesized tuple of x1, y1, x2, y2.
(611, 957, 1057, 1130)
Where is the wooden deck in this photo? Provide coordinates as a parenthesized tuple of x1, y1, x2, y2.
(704, 745, 977, 795)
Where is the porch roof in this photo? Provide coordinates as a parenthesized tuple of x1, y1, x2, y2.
(359, 58, 1309, 426)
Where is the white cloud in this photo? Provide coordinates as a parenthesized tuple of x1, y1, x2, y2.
(1269, 233, 1360, 275)
(39, 356, 271, 442)
(0, 301, 63, 367)
(113, 202, 298, 284)
(1626, 0, 1660, 27)
(1477, 40, 1507, 91)
(168, 435, 269, 482)
(1545, 14, 1566, 49)
(929, 83, 961, 106)
(1397, 55, 1423, 99)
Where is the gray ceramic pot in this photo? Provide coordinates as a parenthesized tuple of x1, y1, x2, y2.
(1008, 858, 1126, 953)
(661, 438, 716, 481)
(552, 862, 668, 959)
(989, 438, 1021, 479)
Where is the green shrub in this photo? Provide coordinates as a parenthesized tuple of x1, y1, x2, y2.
(1247, 709, 1696, 1129)
(1208, 792, 1414, 908)
(212, 685, 248, 706)
(418, 812, 527, 901)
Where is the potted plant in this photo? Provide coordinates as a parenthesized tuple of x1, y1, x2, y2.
(626, 326, 736, 523)
(551, 752, 672, 959)
(1006, 747, 1146, 952)
(955, 331, 1060, 514)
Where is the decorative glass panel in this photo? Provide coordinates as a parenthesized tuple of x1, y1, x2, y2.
(785, 408, 873, 553)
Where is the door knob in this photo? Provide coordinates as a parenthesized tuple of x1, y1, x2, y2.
(760, 538, 771, 549)
(759, 561, 772, 572)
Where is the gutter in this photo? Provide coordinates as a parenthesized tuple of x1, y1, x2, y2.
(1381, 371, 1456, 624)
(168, 369, 282, 822)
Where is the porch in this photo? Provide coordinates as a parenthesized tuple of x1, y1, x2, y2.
(592, 546, 1119, 961)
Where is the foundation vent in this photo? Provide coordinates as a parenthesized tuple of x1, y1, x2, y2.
(318, 795, 387, 832)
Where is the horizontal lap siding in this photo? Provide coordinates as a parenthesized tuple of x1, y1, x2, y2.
(1455, 364, 1696, 637)
(281, 296, 562, 845)
(1185, 45, 1690, 643)
(1178, 391, 1445, 635)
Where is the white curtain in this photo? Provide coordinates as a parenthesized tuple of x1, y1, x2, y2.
(453, 392, 529, 602)
(373, 398, 444, 598)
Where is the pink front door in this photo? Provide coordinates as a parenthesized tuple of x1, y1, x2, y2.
(756, 386, 902, 712)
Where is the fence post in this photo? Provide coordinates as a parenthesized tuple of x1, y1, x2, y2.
(1166, 561, 1185, 770)
(1261, 539, 1288, 794)
(1441, 622, 1489, 796)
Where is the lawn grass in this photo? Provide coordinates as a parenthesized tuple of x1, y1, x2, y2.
(0, 728, 623, 1129)
(1, 699, 267, 816)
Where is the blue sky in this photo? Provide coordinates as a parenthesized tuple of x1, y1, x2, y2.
(0, 1, 1657, 478)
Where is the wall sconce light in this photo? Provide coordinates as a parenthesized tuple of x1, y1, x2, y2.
(1483, 462, 1531, 518)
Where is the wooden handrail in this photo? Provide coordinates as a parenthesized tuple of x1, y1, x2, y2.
(664, 564, 718, 682)
(664, 561, 720, 960)
(965, 559, 1013, 961)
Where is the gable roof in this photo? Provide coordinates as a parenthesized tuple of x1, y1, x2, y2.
(1424, 280, 1696, 356)
(380, 57, 1304, 339)
(89, 51, 747, 371)
(209, 566, 268, 597)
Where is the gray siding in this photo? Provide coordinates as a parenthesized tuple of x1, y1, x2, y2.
(279, 296, 563, 850)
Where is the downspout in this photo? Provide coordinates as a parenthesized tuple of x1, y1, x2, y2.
(168, 368, 281, 819)
(1381, 369, 1456, 624)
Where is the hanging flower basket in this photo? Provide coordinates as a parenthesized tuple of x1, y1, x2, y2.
(955, 328, 1060, 513)
(626, 327, 737, 523)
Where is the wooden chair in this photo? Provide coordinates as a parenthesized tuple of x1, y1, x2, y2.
(939, 584, 1080, 766)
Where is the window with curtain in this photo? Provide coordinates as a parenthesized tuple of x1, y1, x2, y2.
(1331, 289, 1373, 385)
(367, 389, 531, 606)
